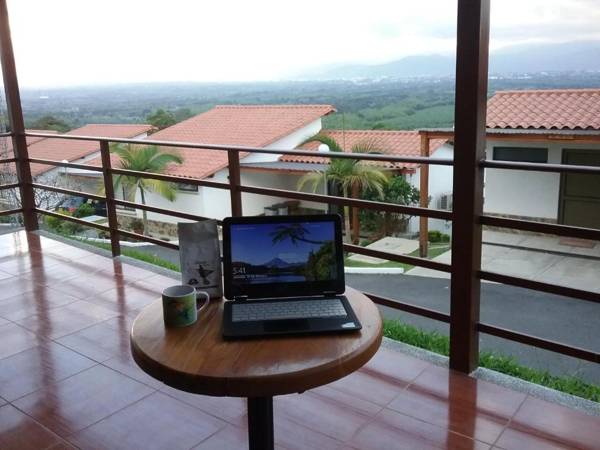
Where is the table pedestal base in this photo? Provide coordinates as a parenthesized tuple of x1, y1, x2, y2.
(247, 396, 274, 450)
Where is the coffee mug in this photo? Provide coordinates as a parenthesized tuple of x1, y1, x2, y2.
(162, 285, 209, 328)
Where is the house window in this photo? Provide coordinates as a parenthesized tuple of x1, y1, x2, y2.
(178, 183, 198, 192)
(493, 147, 548, 163)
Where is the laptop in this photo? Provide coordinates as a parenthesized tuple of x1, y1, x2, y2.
(222, 214, 362, 338)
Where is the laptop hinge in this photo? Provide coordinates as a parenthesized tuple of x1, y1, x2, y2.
(233, 295, 249, 301)
(322, 291, 337, 297)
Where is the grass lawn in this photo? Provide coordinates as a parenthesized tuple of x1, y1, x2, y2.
(384, 319, 600, 403)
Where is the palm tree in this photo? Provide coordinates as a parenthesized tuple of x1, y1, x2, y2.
(110, 144, 184, 235)
(297, 133, 388, 244)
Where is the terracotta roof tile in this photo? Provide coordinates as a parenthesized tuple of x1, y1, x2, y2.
(21, 124, 154, 177)
(139, 105, 335, 179)
(487, 89, 600, 130)
(280, 130, 448, 169)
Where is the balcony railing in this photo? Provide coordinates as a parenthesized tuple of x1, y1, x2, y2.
(0, 0, 598, 374)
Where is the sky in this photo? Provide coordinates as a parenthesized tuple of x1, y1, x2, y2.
(231, 222, 334, 265)
(7, 0, 600, 87)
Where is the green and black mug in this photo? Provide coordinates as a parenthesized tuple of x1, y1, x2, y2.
(162, 285, 209, 328)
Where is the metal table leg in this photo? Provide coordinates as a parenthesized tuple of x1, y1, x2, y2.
(247, 396, 274, 450)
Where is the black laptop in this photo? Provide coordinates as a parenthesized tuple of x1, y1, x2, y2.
(222, 214, 361, 338)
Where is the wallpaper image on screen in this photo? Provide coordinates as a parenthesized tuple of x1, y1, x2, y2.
(231, 221, 336, 285)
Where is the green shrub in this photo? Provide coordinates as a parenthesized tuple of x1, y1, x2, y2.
(45, 215, 65, 233)
(428, 230, 450, 243)
(73, 202, 95, 218)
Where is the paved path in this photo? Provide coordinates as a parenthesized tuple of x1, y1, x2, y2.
(407, 242, 600, 293)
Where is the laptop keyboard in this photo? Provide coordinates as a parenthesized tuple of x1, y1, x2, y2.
(231, 298, 347, 322)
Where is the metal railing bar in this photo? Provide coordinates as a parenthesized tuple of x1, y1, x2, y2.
(0, 182, 19, 191)
(0, 208, 21, 216)
(110, 168, 230, 190)
(28, 158, 104, 172)
(0, 131, 12, 137)
(239, 185, 453, 220)
(23, 131, 454, 166)
(479, 270, 600, 304)
(365, 292, 451, 323)
(35, 208, 110, 232)
(0, 158, 16, 164)
(117, 229, 179, 250)
(345, 243, 451, 273)
(113, 199, 218, 224)
(477, 322, 600, 364)
(480, 215, 600, 241)
(482, 159, 600, 175)
(31, 183, 106, 202)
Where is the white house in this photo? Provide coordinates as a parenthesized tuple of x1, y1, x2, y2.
(97, 105, 337, 226)
(482, 89, 600, 229)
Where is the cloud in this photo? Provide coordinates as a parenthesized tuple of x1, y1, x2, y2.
(6, 0, 599, 87)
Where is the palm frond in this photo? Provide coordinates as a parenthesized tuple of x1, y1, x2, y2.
(299, 133, 343, 152)
(297, 171, 327, 192)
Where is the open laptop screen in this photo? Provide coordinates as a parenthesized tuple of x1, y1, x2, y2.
(223, 214, 345, 299)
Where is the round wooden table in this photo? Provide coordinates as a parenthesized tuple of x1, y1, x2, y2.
(130, 287, 382, 450)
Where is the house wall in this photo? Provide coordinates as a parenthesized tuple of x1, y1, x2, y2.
(483, 140, 600, 221)
(137, 119, 325, 223)
(407, 144, 454, 234)
(241, 119, 322, 164)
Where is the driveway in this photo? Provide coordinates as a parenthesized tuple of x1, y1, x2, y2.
(407, 232, 600, 293)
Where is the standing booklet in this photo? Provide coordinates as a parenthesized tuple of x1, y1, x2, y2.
(178, 220, 223, 299)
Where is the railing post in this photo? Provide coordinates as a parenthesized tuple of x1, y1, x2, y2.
(449, 0, 490, 373)
(227, 150, 242, 217)
(0, 0, 38, 231)
(100, 140, 121, 257)
(419, 133, 430, 257)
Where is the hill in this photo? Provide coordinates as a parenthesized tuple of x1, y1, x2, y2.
(299, 41, 600, 80)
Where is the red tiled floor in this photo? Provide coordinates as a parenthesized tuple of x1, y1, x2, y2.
(0, 404, 65, 450)
(0, 322, 41, 359)
(0, 286, 79, 321)
(349, 408, 491, 450)
(16, 300, 118, 339)
(0, 341, 96, 401)
(0, 231, 598, 450)
(387, 364, 527, 444)
(13, 364, 154, 436)
(275, 391, 373, 442)
(496, 396, 600, 449)
(68, 391, 226, 450)
(56, 319, 131, 362)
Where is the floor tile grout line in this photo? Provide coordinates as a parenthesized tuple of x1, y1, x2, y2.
(62, 389, 158, 443)
(7, 399, 83, 446)
(489, 393, 530, 449)
(157, 385, 249, 427)
(184, 417, 231, 450)
(5, 360, 102, 404)
(379, 399, 500, 447)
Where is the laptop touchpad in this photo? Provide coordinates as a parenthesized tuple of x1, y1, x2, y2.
(264, 319, 310, 332)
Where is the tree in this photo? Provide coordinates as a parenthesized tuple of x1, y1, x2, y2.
(28, 115, 70, 133)
(361, 175, 421, 238)
(297, 133, 388, 244)
(146, 109, 177, 130)
(109, 144, 183, 235)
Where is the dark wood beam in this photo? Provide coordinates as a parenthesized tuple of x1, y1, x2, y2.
(419, 134, 430, 257)
(449, 0, 490, 373)
(0, 0, 37, 230)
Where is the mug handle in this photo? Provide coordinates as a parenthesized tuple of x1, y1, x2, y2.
(194, 289, 210, 313)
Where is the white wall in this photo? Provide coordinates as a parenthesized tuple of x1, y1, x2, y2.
(241, 119, 322, 164)
(407, 144, 454, 234)
(483, 140, 564, 219)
